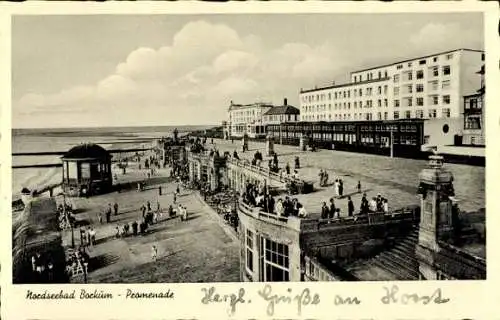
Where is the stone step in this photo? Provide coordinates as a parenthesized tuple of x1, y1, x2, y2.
(391, 246, 417, 260)
(372, 259, 416, 280)
(378, 250, 419, 275)
(394, 241, 416, 252)
(373, 257, 419, 280)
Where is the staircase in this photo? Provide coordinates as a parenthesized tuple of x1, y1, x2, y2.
(371, 228, 420, 280)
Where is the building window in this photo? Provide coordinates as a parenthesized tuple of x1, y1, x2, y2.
(433, 57, 438, 62)
(354, 102, 357, 109)
(394, 74, 400, 83)
(419, 59, 426, 65)
(443, 66, 451, 76)
(428, 109, 437, 118)
(384, 99, 388, 107)
(442, 108, 451, 118)
(246, 229, 254, 273)
(394, 100, 400, 107)
(416, 84, 424, 92)
(481, 53, 485, 61)
(377, 112, 382, 120)
(416, 70, 424, 79)
(404, 71, 413, 81)
(384, 112, 388, 120)
(378, 99, 382, 107)
(405, 111, 411, 119)
(378, 86, 382, 95)
(384, 85, 388, 94)
(442, 80, 451, 90)
(397, 64, 403, 70)
(406, 98, 413, 107)
(394, 111, 400, 119)
(443, 95, 450, 104)
(378, 71, 381, 79)
(446, 53, 453, 60)
(416, 97, 424, 106)
(406, 84, 413, 94)
(432, 96, 439, 105)
(416, 110, 424, 118)
(394, 87, 399, 96)
(429, 80, 438, 91)
(359, 88, 362, 96)
(431, 66, 439, 77)
(384, 71, 388, 78)
(261, 238, 289, 282)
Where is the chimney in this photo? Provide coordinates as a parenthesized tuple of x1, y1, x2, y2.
(284, 98, 288, 106)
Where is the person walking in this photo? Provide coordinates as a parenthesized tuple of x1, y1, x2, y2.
(339, 180, 344, 198)
(113, 202, 119, 216)
(357, 180, 362, 193)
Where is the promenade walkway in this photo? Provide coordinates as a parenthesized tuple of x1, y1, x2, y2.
(212, 139, 485, 218)
(60, 168, 240, 283)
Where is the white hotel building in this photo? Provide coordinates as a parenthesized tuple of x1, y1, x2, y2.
(299, 49, 484, 148)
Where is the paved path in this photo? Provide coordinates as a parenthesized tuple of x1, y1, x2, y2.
(211, 139, 485, 218)
(62, 170, 240, 283)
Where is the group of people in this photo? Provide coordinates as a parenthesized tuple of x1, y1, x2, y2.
(97, 202, 120, 224)
(320, 197, 355, 220)
(274, 197, 308, 218)
(360, 193, 389, 215)
(30, 251, 56, 282)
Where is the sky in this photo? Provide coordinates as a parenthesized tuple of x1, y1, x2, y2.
(12, 13, 483, 128)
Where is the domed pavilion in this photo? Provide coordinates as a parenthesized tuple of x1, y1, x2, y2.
(61, 143, 112, 197)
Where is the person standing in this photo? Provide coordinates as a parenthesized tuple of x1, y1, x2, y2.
(321, 202, 329, 219)
(339, 180, 344, 198)
(348, 196, 355, 217)
(285, 163, 290, 175)
(106, 206, 111, 223)
(329, 198, 336, 219)
(297, 203, 308, 218)
(113, 202, 119, 216)
(357, 181, 362, 193)
(132, 221, 138, 236)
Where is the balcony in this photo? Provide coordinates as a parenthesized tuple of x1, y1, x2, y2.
(238, 199, 419, 233)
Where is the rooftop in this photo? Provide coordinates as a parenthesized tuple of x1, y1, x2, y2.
(350, 48, 484, 74)
(62, 143, 111, 160)
(263, 105, 300, 116)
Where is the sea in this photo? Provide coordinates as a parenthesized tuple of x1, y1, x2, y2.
(11, 125, 211, 197)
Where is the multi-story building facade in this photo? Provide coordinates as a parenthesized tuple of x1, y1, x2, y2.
(463, 65, 485, 146)
(227, 101, 273, 139)
(262, 99, 300, 125)
(299, 49, 484, 148)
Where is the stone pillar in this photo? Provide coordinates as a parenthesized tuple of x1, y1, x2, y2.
(415, 155, 455, 279)
(265, 135, 274, 156)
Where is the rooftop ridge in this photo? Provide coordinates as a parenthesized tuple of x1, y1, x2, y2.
(350, 48, 484, 74)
